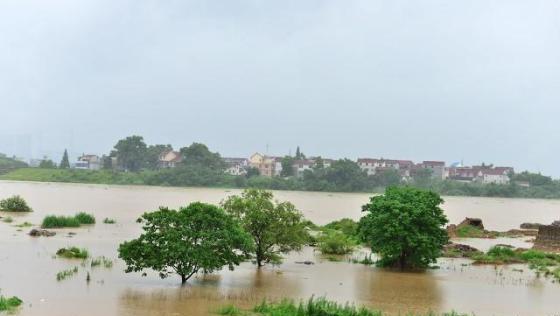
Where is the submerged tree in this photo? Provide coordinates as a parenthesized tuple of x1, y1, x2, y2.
(59, 149, 70, 169)
(222, 189, 309, 267)
(118, 202, 253, 284)
(358, 186, 449, 270)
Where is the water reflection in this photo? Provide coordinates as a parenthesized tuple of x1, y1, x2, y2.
(356, 268, 441, 315)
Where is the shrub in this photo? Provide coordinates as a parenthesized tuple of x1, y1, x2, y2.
(2, 216, 13, 223)
(324, 218, 358, 238)
(56, 247, 89, 259)
(0, 295, 23, 312)
(0, 195, 32, 212)
(75, 212, 96, 224)
(317, 230, 356, 255)
(42, 215, 81, 228)
(103, 217, 116, 224)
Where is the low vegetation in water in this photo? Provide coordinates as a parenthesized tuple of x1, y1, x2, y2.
(0, 295, 23, 313)
(103, 217, 116, 224)
(74, 212, 96, 224)
(472, 246, 560, 281)
(1, 216, 13, 223)
(90, 256, 113, 268)
(56, 266, 79, 281)
(0, 195, 33, 212)
(323, 218, 359, 239)
(42, 215, 81, 228)
(56, 247, 89, 259)
(350, 253, 375, 265)
(41, 212, 96, 228)
(14, 221, 33, 228)
(217, 297, 469, 316)
(317, 229, 356, 255)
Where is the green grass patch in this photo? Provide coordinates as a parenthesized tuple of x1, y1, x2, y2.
(42, 215, 81, 228)
(455, 226, 485, 238)
(471, 246, 560, 282)
(2, 216, 13, 223)
(41, 212, 96, 228)
(75, 212, 95, 224)
(56, 266, 79, 281)
(217, 305, 246, 316)
(0, 295, 23, 313)
(0, 195, 32, 212)
(56, 247, 89, 259)
(103, 217, 116, 224)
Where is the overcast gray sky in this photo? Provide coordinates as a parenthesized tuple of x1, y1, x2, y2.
(1, 0, 559, 175)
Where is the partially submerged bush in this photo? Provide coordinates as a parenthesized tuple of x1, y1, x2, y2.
(56, 247, 89, 259)
(0, 295, 23, 312)
(324, 218, 359, 238)
(103, 217, 116, 224)
(2, 216, 13, 223)
(0, 195, 32, 212)
(75, 212, 95, 224)
(317, 230, 356, 255)
(41, 212, 96, 228)
(42, 215, 81, 228)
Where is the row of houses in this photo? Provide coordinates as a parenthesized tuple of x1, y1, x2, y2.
(61, 150, 514, 185)
(356, 158, 513, 184)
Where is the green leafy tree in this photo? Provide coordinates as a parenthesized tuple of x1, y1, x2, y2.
(118, 202, 253, 284)
(39, 158, 57, 169)
(101, 155, 113, 170)
(113, 135, 148, 172)
(180, 143, 225, 170)
(358, 186, 449, 270)
(222, 189, 309, 267)
(280, 156, 295, 177)
(59, 149, 70, 169)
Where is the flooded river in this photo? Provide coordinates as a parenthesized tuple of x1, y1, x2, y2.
(1, 181, 560, 316)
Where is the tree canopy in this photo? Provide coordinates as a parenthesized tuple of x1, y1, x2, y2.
(59, 149, 70, 169)
(113, 135, 148, 172)
(180, 142, 225, 170)
(222, 189, 309, 267)
(118, 202, 253, 284)
(358, 186, 449, 270)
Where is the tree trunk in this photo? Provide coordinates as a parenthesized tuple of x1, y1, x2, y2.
(181, 274, 187, 285)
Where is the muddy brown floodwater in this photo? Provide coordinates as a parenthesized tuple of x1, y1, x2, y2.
(1, 181, 560, 316)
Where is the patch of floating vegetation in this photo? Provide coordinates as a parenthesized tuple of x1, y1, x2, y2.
(0, 295, 23, 313)
(56, 247, 89, 259)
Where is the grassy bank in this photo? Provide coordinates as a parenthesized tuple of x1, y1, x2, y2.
(217, 297, 467, 316)
(4, 167, 560, 199)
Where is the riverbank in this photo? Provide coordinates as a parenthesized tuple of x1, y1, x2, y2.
(3, 167, 560, 200)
